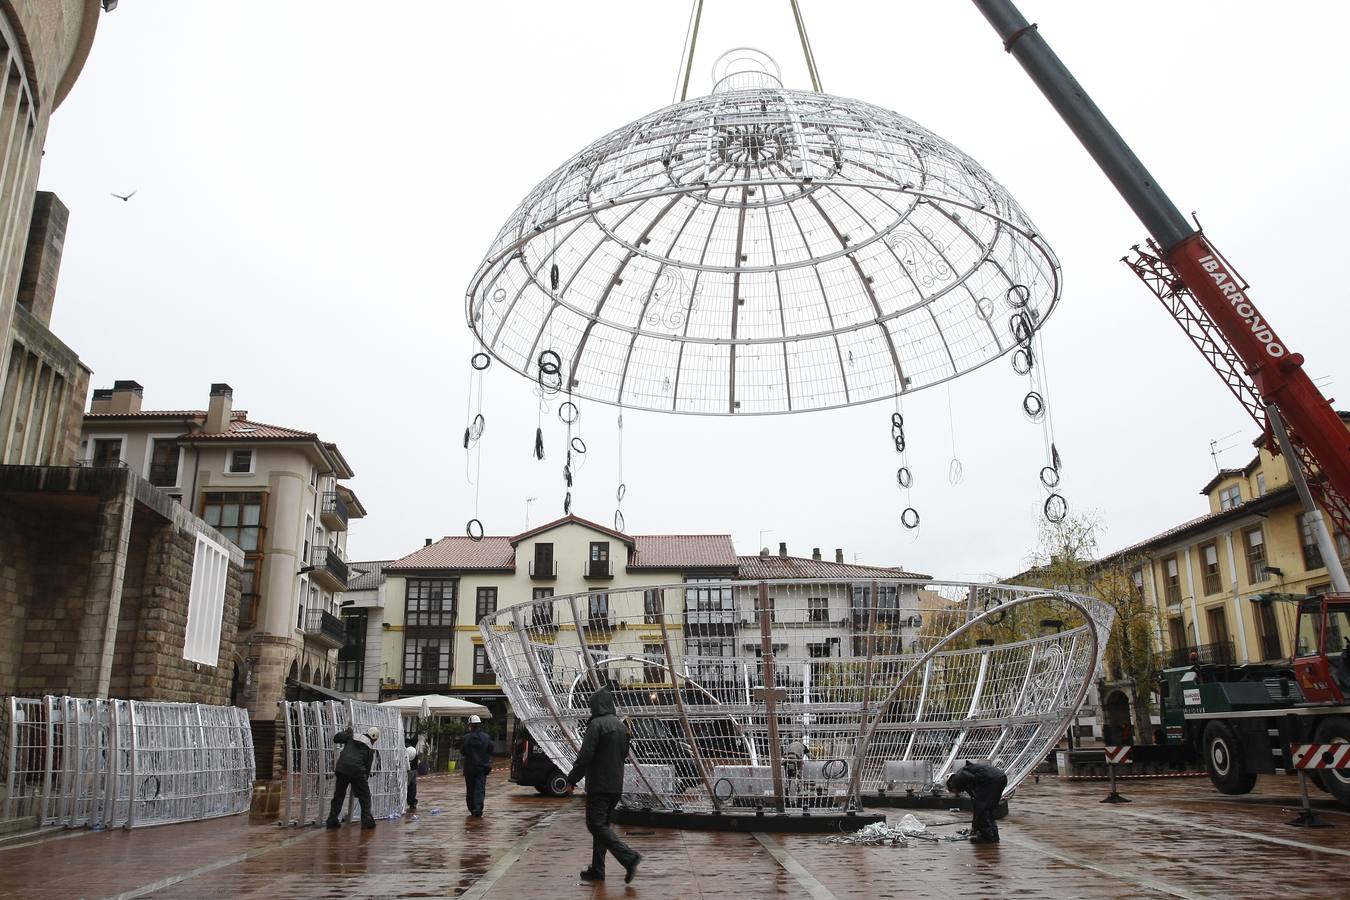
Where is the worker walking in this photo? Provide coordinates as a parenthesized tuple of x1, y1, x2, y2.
(461, 714, 493, 818)
(405, 737, 421, 812)
(327, 725, 380, 829)
(567, 685, 641, 884)
(945, 760, 1007, 844)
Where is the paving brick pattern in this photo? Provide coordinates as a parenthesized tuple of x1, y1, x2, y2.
(1, 771, 1347, 898)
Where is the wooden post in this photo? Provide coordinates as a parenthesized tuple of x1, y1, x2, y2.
(758, 583, 786, 812)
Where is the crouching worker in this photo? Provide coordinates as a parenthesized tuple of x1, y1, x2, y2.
(945, 760, 1007, 844)
(327, 725, 379, 829)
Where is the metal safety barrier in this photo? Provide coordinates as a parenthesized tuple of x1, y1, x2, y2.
(1, 696, 254, 829)
(279, 700, 406, 825)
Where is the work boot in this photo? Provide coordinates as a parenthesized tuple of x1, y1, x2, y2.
(580, 869, 605, 882)
(624, 853, 642, 884)
(361, 818, 377, 830)
(325, 819, 341, 829)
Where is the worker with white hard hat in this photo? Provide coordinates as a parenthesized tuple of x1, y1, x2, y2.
(461, 713, 493, 818)
(327, 724, 380, 829)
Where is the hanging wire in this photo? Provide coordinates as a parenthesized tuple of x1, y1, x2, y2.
(675, 0, 704, 102)
(614, 411, 627, 532)
(789, 0, 823, 92)
(945, 384, 963, 485)
(464, 353, 488, 540)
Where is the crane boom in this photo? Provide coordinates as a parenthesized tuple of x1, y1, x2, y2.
(972, 0, 1350, 591)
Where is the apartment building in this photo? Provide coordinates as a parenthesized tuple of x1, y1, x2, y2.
(80, 382, 367, 729)
(336, 560, 392, 702)
(1101, 417, 1350, 671)
(376, 517, 926, 730)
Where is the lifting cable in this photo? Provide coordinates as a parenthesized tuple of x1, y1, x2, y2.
(788, 0, 823, 92)
(674, 0, 823, 101)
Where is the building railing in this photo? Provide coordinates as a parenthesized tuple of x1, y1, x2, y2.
(584, 559, 613, 579)
(1166, 640, 1236, 667)
(73, 457, 127, 468)
(304, 608, 347, 646)
(530, 558, 557, 578)
(321, 491, 349, 529)
(147, 460, 179, 487)
(310, 545, 349, 590)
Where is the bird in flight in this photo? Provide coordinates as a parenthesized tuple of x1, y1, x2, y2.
(110, 190, 137, 202)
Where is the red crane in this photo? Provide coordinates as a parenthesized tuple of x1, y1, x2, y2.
(973, 0, 1350, 591)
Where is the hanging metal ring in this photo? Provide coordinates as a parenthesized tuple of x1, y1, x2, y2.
(564, 491, 572, 515)
(896, 467, 913, 489)
(1022, 391, 1045, 420)
(571, 437, 587, 454)
(616, 483, 627, 502)
(949, 458, 964, 485)
(893, 433, 906, 453)
(1051, 442, 1062, 473)
(491, 287, 507, 303)
(466, 519, 485, 541)
(1010, 311, 1033, 346)
(901, 507, 920, 529)
(1005, 283, 1031, 309)
(976, 297, 994, 320)
(1043, 493, 1068, 523)
(613, 510, 626, 532)
(469, 414, 486, 440)
(559, 401, 580, 425)
(1040, 465, 1060, 488)
(538, 350, 562, 376)
(470, 352, 491, 371)
(890, 412, 904, 432)
(822, 759, 848, 780)
(1011, 346, 1034, 376)
(550, 263, 560, 291)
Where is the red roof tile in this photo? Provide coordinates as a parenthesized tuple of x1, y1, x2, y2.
(735, 554, 928, 581)
(385, 537, 515, 571)
(1101, 483, 1296, 561)
(180, 417, 316, 440)
(509, 514, 633, 546)
(630, 535, 737, 569)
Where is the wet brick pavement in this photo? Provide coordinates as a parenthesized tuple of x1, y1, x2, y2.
(1, 770, 1348, 898)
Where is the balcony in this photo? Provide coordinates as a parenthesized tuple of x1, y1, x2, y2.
(310, 545, 349, 592)
(1166, 640, 1235, 668)
(320, 491, 349, 531)
(303, 609, 346, 649)
(584, 559, 613, 580)
(585, 612, 613, 632)
(530, 558, 557, 579)
(74, 457, 127, 469)
(147, 460, 179, 487)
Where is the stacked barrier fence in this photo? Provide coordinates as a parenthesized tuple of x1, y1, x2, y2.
(0, 696, 254, 829)
(279, 700, 406, 825)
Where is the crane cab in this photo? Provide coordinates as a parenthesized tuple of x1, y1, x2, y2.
(1294, 593, 1350, 704)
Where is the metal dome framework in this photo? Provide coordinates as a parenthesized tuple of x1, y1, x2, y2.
(468, 84, 1061, 415)
(482, 578, 1112, 815)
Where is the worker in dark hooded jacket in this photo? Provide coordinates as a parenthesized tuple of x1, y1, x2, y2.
(945, 760, 1007, 844)
(327, 725, 379, 829)
(566, 685, 641, 883)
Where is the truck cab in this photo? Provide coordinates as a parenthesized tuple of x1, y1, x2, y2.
(1294, 593, 1350, 704)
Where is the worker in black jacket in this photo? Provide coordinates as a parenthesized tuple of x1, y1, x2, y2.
(326, 725, 379, 829)
(566, 685, 641, 883)
(945, 760, 1007, 844)
(461, 714, 493, 817)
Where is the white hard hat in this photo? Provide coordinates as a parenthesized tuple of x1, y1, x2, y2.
(468, 714, 482, 724)
(366, 726, 380, 742)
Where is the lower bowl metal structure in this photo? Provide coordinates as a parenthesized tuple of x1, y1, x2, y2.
(482, 578, 1113, 821)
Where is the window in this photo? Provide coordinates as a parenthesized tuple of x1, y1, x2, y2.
(227, 449, 254, 474)
(184, 533, 229, 665)
(1206, 605, 1231, 652)
(1256, 473, 1267, 496)
(1218, 484, 1242, 511)
(1338, 532, 1350, 564)
(533, 542, 554, 576)
(310, 465, 318, 488)
(336, 660, 363, 693)
(643, 589, 661, 624)
(852, 585, 899, 620)
(147, 439, 180, 487)
(1130, 568, 1145, 600)
(404, 638, 451, 685)
(685, 578, 732, 611)
(91, 437, 122, 466)
(588, 644, 609, 669)
(1300, 513, 1325, 570)
(643, 644, 665, 683)
(475, 586, 498, 621)
(1243, 527, 1268, 583)
(531, 588, 555, 627)
(473, 645, 495, 684)
(1200, 543, 1222, 595)
(689, 638, 734, 683)
(238, 557, 260, 627)
(1256, 599, 1283, 661)
(808, 642, 831, 658)
(808, 597, 829, 623)
(1163, 556, 1181, 605)
(588, 592, 609, 627)
(303, 513, 313, 562)
(588, 541, 610, 577)
(1167, 617, 1189, 654)
(754, 594, 775, 623)
(406, 579, 455, 627)
(296, 578, 307, 631)
(202, 492, 264, 552)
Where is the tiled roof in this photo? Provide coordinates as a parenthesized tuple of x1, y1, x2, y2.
(180, 417, 316, 440)
(509, 514, 633, 546)
(1198, 467, 1246, 496)
(736, 554, 929, 581)
(84, 410, 250, 421)
(385, 537, 515, 571)
(345, 560, 392, 591)
(630, 535, 737, 569)
(1101, 483, 1297, 562)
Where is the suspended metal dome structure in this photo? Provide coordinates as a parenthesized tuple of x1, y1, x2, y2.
(483, 578, 1113, 819)
(467, 52, 1060, 415)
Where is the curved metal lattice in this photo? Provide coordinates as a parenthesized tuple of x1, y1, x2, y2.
(468, 85, 1060, 415)
(482, 578, 1111, 815)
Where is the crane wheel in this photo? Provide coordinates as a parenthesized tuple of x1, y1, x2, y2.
(1203, 721, 1256, 795)
(1312, 717, 1350, 807)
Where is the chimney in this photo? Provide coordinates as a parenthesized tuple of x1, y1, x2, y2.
(835, 548, 844, 564)
(89, 388, 113, 414)
(108, 380, 143, 414)
(759, 547, 770, 556)
(812, 547, 821, 560)
(778, 541, 787, 557)
(425, 538, 433, 547)
(206, 383, 233, 433)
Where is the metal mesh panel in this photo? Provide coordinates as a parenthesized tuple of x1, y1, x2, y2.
(279, 700, 407, 825)
(483, 579, 1111, 816)
(0, 697, 253, 829)
(468, 88, 1060, 415)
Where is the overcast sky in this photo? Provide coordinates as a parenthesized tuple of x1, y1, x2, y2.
(40, 1, 1350, 579)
